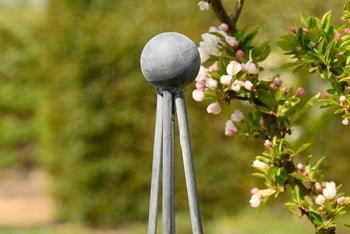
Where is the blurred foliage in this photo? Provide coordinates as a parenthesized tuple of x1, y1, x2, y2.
(0, 0, 349, 229)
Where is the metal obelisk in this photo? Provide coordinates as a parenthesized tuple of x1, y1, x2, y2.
(140, 32, 203, 234)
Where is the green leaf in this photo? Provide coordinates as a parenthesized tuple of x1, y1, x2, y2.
(290, 93, 320, 123)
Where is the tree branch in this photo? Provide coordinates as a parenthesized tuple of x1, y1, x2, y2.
(210, 0, 245, 33)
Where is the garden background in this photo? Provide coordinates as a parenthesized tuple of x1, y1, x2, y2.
(0, 0, 349, 233)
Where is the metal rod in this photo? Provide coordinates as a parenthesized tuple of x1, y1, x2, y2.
(175, 90, 203, 234)
(162, 90, 175, 234)
(148, 91, 163, 234)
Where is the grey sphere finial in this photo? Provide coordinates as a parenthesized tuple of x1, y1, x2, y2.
(140, 32, 201, 89)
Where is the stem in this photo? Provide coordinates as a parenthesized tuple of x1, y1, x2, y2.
(210, 0, 245, 33)
(316, 228, 336, 234)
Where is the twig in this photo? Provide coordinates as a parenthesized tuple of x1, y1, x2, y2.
(210, 0, 245, 33)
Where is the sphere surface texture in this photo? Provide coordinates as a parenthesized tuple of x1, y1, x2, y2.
(140, 32, 200, 89)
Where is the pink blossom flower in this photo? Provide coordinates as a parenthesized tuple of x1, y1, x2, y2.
(197, 1, 209, 11)
(295, 87, 305, 97)
(218, 23, 229, 32)
(195, 66, 209, 81)
(192, 89, 205, 102)
(339, 95, 346, 103)
(231, 110, 244, 122)
(206, 102, 222, 115)
(208, 62, 218, 71)
(220, 75, 232, 85)
(226, 61, 242, 76)
(243, 80, 253, 90)
(230, 80, 243, 92)
(323, 181, 337, 199)
(225, 120, 237, 136)
(206, 78, 218, 90)
(244, 61, 259, 74)
(315, 194, 326, 205)
(337, 196, 346, 205)
(225, 36, 238, 47)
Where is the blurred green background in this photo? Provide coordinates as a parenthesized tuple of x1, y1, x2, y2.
(0, 0, 350, 233)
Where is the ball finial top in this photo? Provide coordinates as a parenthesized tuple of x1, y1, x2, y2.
(140, 32, 200, 89)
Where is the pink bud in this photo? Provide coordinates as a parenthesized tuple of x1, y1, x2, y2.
(295, 87, 305, 97)
(273, 77, 282, 87)
(314, 182, 322, 192)
(303, 171, 309, 177)
(336, 32, 342, 41)
(218, 23, 229, 32)
(290, 26, 297, 34)
(264, 139, 272, 149)
(236, 49, 244, 58)
(195, 81, 206, 91)
(345, 28, 350, 34)
(269, 83, 277, 90)
(297, 163, 305, 171)
(339, 95, 346, 103)
(342, 118, 349, 126)
(225, 120, 237, 136)
(337, 196, 346, 205)
(192, 89, 205, 102)
(250, 187, 259, 194)
(206, 78, 218, 90)
(302, 28, 309, 34)
(322, 93, 330, 98)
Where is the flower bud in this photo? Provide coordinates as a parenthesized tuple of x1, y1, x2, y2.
(345, 28, 350, 34)
(250, 187, 259, 194)
(342, 118, 349, 126)
(252, 159, 269, 171)
(236, 49, 245, 58)
(315, 194, 326, 205)
(206, 102, 222, 115)
(218, 23, 229, 32)
(295, 87, 305, 97)
(337, 196, 346, 205)
(336, 32, 342, 41)
(302, 28, 309, 34)
(314, 182, 322, 192)
(197, 1, 209, 11)
(290, 26, 297, 34)
(297, 163, 305, 171)
(339, 95, 346, 103)
(195, 81, 206, 91)
(206, 78, 218, 90)
(192, 89, 205, 102)
(225, 120, 237, 137)
(249, 194, 262, 208)
(264, 139, 272, 150)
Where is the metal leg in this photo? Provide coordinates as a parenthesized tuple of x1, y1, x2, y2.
(162, 90, 175, 234)
(148, 92, 163, 234)
(175, 90, 203, 234)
